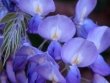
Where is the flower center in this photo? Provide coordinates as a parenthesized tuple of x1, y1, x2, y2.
(36, 5, 42, 15)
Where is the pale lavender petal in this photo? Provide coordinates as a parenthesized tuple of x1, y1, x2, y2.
(27, 15, 42, 34)
(6, 60, 17, 83)
(66, 65, 81, 83)
(93, 74, 109, 83)
(75, 0, 97, 24)
(87, 26, 110, 53)
(15, 0, 55, 16)
(16, 71, 28, 83)
(47, 41, 61, 60)
(90, 55, 110, 76)
(61, 37, 98, 67)
(0, 7, 8, 20)
(38, 14, 76, 42)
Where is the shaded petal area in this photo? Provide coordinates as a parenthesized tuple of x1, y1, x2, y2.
(87, 26, 110, 53)
(93, 74, 109, 83)
(6, 60, 17, 83)
(0, 71, 8, 83)
(38, 14, 76, 42)
(27, 15, 42, 34)
(61, 37, 98, 67)
(16, 71, 28, 83)
(29, 53, 66, 83)
(47, 41, 61, 60)
(14, 0, 55, 16)
(90, 55, 110, 76)
(75, 0, 97, 24)
(77, 18, 97, 38)
(66, 65, 81, 83)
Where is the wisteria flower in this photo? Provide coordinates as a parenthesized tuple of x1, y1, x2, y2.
(38, 14, 76, 42)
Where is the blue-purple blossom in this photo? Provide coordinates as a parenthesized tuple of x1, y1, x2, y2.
(0, 71, 8, 83)
(61, 37, 98, 67)
(74, 0, 97, 25)
(93, 74, 109, 83)
(87, 26, 110, 53)
(66, 65, 81, 83)
(27, 15, 43, 34)
(47, 41, 61, 60)
(0, 7, 8, 20)
(14, 0, 55, 16)
(90, 55, 110, 76)
(38, 14, 76, 42)
(28, 52, 66, 83)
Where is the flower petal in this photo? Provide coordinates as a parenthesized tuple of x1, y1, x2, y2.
(61, 37, 98, 67)
(87, 26, 110, 53)
(38, 14, 76, 42)
(27, 15, 43, 34)
(93, 74, 109, 83)
(16, 71, 28, 83)
(90, 55, 110, 76)
(66, 65, 81, 83)
(75, 0, 97, 24)
(77, 18, 97, 38)
(47, 41, 61, 60)
(0, 72, 8, 83)
(6, 60, 17, 83)
(15, 0, 55, 16)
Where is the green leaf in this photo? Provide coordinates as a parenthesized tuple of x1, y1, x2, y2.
(0, 12, 16, 23)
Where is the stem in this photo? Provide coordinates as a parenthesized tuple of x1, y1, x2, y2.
(81, 77, 91, 83)
(61, 67, 67, 73)
(38, 40, 47, 50)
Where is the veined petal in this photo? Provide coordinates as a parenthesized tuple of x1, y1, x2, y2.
(75, 0, 97, 24)
(66, 65, 81, 83)
(87, 26, 110, 53)
(27, 15, 43, 34)
(16, 71, 28, 83)
(90, 55, 110, 76)
(38, 14, 76, 42)
(47, 41, 61, 60)
(93, 74, 109, 83)
(77, 18, 97, 38)
(29, 53, 66, 83)
(61, 37, 98, 67)
(15, 0, 55, 16)
(6, 60, 17, 83)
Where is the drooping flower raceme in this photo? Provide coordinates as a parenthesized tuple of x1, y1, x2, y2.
(38, 14, 76, 42)
(13, 0, 55, 16)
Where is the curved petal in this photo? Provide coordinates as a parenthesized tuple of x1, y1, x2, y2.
(77, 18, 97, 38)
(0, 7, 8, 20)
(87, 26, 110, 53)
(93, 74, 109, 83)
(27, 15, 43, 34)
(16, 71, 28, 83)
(47, 41, 61, 60)
(90, 55, 110, 76)
(38, 14, 76, 42)
(61, 37, 98, 67)
(6, 60, 17, 83)
(75, 0, 97, 24)
(15, 0, 55, 16)
(29, 53, 66, 83)
(66, 65, 81, 83)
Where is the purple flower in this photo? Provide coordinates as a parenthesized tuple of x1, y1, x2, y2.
(93, 74, 109, 83)
(14, 0, 55, 16)
(76, 18, 97, 38)
(61, 37, 98, 67)
(0, 71, 8, 83)
(87, 26, 110, 53)
(29, 52, 66, 83)
(0, 7, 8, 20)
(66, 65, 81, 83)
(74, 0, 97, 25)
(90, 55, 110, 76)
(27, 15, 43, 34)
(47, 41, 61, 60)
(38, 14, 76, 42)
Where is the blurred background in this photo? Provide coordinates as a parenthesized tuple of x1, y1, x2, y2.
(28, 0, 110, 82)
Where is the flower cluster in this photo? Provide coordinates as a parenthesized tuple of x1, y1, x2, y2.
(0, 0, 110, 83)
